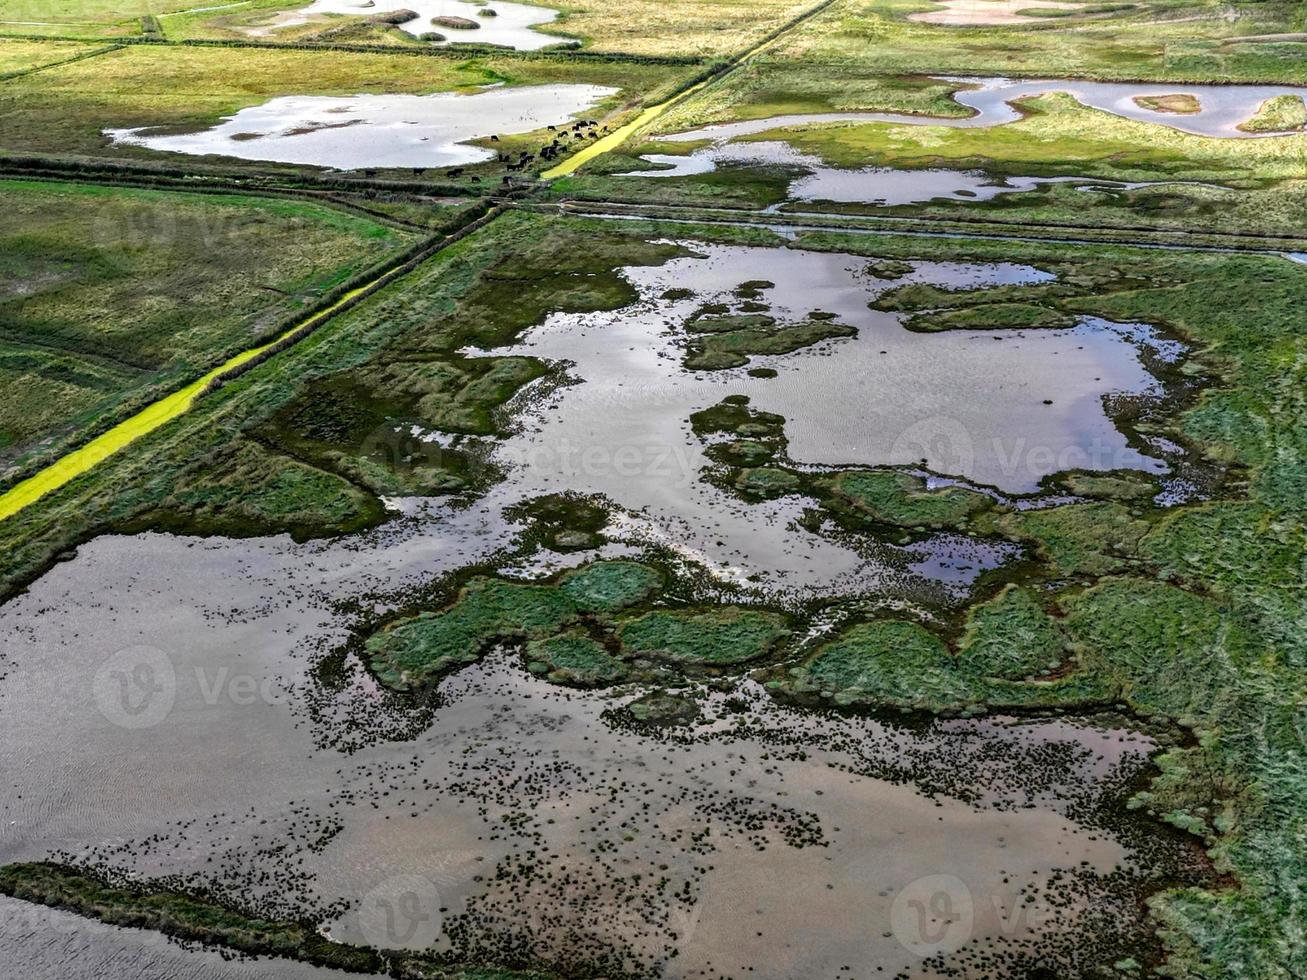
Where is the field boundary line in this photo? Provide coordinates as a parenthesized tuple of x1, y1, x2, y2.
(542, 0, 842, 178)
(535, 200, 1307, 257)
(0, 41, 122, 81)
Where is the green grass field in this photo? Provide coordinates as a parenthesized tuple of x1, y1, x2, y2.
(767, 0, 1307, 82)
(0, 0, 822, 55)
(0, 177, 413, 484)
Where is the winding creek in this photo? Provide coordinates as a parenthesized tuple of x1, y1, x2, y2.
(659, 75, 1307, 142)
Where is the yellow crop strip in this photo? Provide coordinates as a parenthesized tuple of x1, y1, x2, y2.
(541, 2, 819, 181)
(541, 77, 713, 180)
(0, 278, 377, 523)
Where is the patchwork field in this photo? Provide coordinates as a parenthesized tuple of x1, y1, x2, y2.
(0, 177, 415, 485)
(0, 2, 1303, 979)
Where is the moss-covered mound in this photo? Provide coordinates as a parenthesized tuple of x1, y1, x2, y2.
(366, 560, 791, 691)
(1238, 94, 1306, 133)
(619, 606, 793, 666)
(819, 469, 992, 529)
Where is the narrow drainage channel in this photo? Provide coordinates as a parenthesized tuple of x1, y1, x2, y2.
(0, 209, 503, 523)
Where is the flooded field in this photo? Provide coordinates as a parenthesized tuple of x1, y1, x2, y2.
(0, 229, 1211, 975)
(3, 0, 1300, 972)
(104, 84, 615, 169)
(0, 527, 1206, 977)
(483, 242, 1176, 495)
(619, 139, 1186, 205)
(246, 0, 562, 50)
(660, 76, 1307, 141)
(0, 223, 1212, 975)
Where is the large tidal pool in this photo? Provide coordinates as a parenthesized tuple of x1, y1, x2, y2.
(0, 239, 1206, 977)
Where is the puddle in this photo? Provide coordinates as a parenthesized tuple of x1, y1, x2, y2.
(660, 75, 1307, 141)
(245, 0, 562, 50)
(103, 84, 615, 169)
(620, 138, 1178, 205)
(910, 0, 1088, 25)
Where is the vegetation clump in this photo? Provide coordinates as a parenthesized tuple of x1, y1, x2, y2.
(0, 861, 558, 978)
(819, 469, 991, 529)
(1132, 94, 1200, 115)
(619, 606, 792, 666)
(526, 631, 628, 686)
(1238, 94, 1307, 133)
(431, 14, 480, 29)
(365, 558, 789, 690)
(622, 690, 701, 726)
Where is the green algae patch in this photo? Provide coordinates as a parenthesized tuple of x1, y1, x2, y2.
(505, 492, 611, 553)
(619, 607, 793, 667)
(691, 397, 786, 440)
(559, 560, 664, 613)
(623, 690, 701, 726)
(692, 397, 789, 470)
(778, 612, 1111, 713)
(366, 577, 580, 691)
(1057, 469, 1158, 501)
(821, 469, 992, 529)
(958, 585, 1067, 681)
(367, 559, 793, 690)
(1133, 94, 1201, 115)
(680, 296, 856, 371)
(684, 319, 855, 371)
(865, 259, 915, 280)
(1060, 578, 1266, 720)
(119, 438, 384, 542)
(902, 302, 1076, 333)
(786, 619, 970, 709)
(261, 354, 547, 499)
(527, 631, 630, 687)
(368, 560, 661, 689)
(996, 501, 1150, 578)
